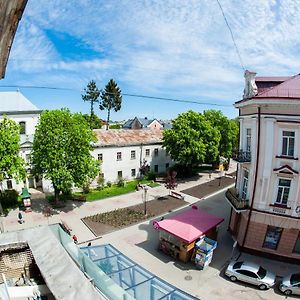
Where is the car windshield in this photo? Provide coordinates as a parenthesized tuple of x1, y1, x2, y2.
(291, 274, 300, 285)
(257, 266, 267, 279)
(233, 262, 243, 269)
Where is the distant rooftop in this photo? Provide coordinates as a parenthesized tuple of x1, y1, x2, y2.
(0, 91, 41, 113)
(93, 129, 163, 147)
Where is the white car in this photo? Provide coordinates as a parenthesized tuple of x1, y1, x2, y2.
(225, 261, 276, 290)
(279, 273, 300, 296)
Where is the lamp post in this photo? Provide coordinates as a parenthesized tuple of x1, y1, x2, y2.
(143, 185, 149, 216)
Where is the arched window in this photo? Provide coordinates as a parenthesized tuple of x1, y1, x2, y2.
(19, 121, 26, 134)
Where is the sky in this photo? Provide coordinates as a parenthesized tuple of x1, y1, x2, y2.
(2, 0, 300, 121)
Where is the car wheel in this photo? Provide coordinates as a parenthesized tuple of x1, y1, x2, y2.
(230, 276, 237, 282)
(259, 284, 267, 290)
(284, 289, 292, 296)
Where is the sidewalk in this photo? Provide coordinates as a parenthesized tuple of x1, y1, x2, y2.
(1, 162, 237, 242)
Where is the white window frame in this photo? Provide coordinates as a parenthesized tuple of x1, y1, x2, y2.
(275, 178, 291, 205)
(241, 169, 249, 200)
(245, 128, 251, 152)
(145, 149, 150, 157)
(281, 130, 295, 157)
(131, 168, 136, 177)
(117, 152, 122, 161)
(98, 153, 103, 161)
(154, 148, 159, 157)
(131, 150, 136, 160)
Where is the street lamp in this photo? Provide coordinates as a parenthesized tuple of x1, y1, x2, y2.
(143, 185, 149, 216)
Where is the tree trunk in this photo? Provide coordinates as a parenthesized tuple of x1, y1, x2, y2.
(90, 100, 94, 116)
(106, 109, 111, 130)
(54, 187, 60, 203)
(0, 182, 4, 216)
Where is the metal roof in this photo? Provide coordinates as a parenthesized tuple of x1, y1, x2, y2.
(0, 0, 28, 79)
(0, 91, 40, 113)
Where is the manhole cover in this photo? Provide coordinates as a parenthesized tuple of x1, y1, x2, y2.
(184, 275, 192, 281)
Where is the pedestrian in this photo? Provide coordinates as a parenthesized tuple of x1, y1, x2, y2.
(209, 172, 212, 180)
(87, 242, 92, 247)
(72, 235, 78, 244)
(18, 212, 24, 224)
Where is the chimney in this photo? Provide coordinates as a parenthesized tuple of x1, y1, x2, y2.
(243, 70, 258, 99)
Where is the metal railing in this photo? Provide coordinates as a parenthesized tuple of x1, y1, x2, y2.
(225, 187, 249, 210)
(233, 150, 251, 163)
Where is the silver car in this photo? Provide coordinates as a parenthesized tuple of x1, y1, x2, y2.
(225, 261, 276, 290)
(279, 273, 300, 296)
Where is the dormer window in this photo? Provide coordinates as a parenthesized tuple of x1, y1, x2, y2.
(19, 121, 26, 135)
(282, 131, 295, 157)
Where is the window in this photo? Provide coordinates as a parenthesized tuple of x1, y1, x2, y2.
(25, 154, 31, 163)
(293, 232, 300, 254)
(236, 270, 257, 278)
(263, 226, 282, 250)
(6, 180, 12, 189)
(117, 152, 122, 161)
(131, 150, 136, 160)
(145, 149, 150, 157)
(246, 128, 251, 151)
(131, 169, 136, 177)
(166, 163, 169, 170)
(154, 165, 158, 173)
(282, 131, 295, 157)
(257, 267, 267, 279)
(241, 169, 249, 200)
(154, 148, 159, 157)
(276, 178, 291, 205)
(98, 153, 103, 161)
(19, 122, 26, 134)
(117, 171, 122, 178)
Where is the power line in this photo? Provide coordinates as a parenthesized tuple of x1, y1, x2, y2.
(216, 0, 245, 70)
(0, 85, 232, 107)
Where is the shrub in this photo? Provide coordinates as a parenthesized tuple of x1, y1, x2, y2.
(145, 171, 156, 181)
(97, 173, 105, 190)
(106, 181, 112, 187)
(0, 189, 19, 209)
(117, 177, 125, 187)
(82, 183, 90, 194)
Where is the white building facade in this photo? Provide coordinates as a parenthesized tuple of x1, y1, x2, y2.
(92, 129, 174, 183)
(226, 71, 300, 262)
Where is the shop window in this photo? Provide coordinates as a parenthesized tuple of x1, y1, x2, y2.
(131, 150, 136, 160)
(293, 232, 300, 254)
(282, 131, 295, 157)
(145, 149, 150, 157)
(117, 152, 122, 161)
(19, 121, 26, 135)
(276, 178, 291, 205)
(263, 226, 282, 250)
(98, 153, 103, 161)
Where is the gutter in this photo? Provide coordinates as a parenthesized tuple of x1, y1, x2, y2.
(242, 106, 261, 248)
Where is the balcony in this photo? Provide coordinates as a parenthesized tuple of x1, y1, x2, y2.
(234, 150, 251, 163)
(225, 187, 249, 211)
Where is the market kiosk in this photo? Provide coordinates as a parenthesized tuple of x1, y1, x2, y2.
(153, 206, 223, 263)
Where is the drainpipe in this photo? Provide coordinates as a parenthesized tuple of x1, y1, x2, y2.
(242, 106, 261, 248)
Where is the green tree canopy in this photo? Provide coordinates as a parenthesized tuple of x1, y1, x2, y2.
(163, 111, 221, 168)
(203, 110, 239, 159)
(0, 116, 26, 185)
(82, 113, 102, 129)
(99, 79, 122, 130)
(32, 109, 100, 201)
(82, 80, 101, 125)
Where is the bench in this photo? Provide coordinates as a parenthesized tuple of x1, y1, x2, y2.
(170, 190, 185, 200)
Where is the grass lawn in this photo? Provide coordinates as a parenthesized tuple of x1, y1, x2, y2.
(75, 180, 160, 201)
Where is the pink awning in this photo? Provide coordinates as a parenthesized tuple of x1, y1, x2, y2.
(154, 207, 224, 244)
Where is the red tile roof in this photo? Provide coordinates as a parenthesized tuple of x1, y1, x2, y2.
(93, 129, 163, 147)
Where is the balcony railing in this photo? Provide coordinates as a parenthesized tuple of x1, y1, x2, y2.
(225, 187, 249, 211)
(233, 150, 251, 163)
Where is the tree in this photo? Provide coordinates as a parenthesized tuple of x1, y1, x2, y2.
(82, 113, 102, 129)
(203, 110, 239, 160)
(0, 117, 26, 213)
(32, 109, 100, 202)
(82, 80, 101, 127)
(165, 170, 177, 194)
(99, 79, 122, 130)
(163, 111, 220, 171)
(0, 116, 26, 186)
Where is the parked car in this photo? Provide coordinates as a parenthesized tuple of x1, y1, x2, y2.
(225, 261, 276, 290)
(279, 273, 300, 295)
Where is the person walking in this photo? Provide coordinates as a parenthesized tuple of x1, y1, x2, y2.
(18, 212, 24, 224)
